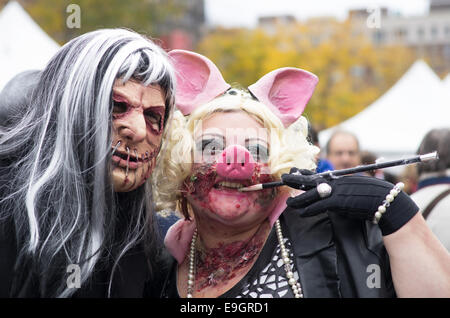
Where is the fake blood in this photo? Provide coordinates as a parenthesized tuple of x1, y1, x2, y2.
(112, 95, 165, 136)
(195, 232, 265, 290)
(182, 162, 277, 291)
(184, 164, 217, 197)
(184, 162, 276, 211)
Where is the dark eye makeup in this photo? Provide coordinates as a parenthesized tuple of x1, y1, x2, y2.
(196, 138, 225, 156)
(246, 143, 269, 162)
(113, 101, 128, 114)
(195, 135, 269, 162)
(144, 109, 162, 125)
(112, 94, 165, 134)
(144, 107, 165, 133)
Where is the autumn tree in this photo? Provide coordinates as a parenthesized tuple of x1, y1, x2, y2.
(3, 0, 189, 44)
(196, 19, 416, 129)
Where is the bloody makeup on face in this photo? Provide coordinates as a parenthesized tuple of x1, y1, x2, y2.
(110, 81, 166, 192)
(183, 111, 277, 226)
(112, 95, 165, 135)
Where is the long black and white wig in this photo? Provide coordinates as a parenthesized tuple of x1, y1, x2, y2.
(0, 29, 175, 297)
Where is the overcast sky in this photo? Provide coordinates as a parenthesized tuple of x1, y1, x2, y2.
(204, 0, 430, 28)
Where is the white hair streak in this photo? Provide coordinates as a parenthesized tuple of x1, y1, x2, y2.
(0, 28, 175, 297)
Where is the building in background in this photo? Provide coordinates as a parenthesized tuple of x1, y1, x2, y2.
(258, 15, 296, 35)
(430, 0, 450, 11)
(158, 0, 205, 50)
(256, 0, 450, 76)
(349, 0, 450, 76)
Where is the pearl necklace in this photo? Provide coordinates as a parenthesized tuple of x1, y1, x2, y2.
(186, 220, 303, 298)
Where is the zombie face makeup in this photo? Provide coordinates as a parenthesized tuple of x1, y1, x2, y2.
(111, 80, 165, 192)
(184, 111, 277, 229)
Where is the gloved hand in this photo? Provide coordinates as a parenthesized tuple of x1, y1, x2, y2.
(281, 168, 334, 208)
(281, 168, 328, 190)
(282, 173, 419, 236)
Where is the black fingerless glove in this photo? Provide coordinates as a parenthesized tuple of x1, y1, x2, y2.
(283, 175, 419, 236)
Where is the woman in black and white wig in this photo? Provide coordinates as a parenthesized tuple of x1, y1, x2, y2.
(0, 28, 176, 297)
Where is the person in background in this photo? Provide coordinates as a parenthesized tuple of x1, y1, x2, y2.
(410, 128, 450, 251)
(325, 130, 361, 170)
(360, 150, 398, 184)
(397, 164, 418, 195)
(360, 150, 379, 177)
(307, 125, 334, 173)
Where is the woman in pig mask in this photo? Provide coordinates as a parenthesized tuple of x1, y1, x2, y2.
(153, 50, 450, 298)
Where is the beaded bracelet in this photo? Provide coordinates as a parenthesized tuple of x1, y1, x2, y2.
(372, 182, 405, 224)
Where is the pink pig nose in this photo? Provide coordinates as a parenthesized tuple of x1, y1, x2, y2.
(216, 145, 256, 180)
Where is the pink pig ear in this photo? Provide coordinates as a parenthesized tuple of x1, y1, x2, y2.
(248, 68, 318, 127)
(168, 49, 230, 115)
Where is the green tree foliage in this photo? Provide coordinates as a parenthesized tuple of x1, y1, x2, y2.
(5, 0, 187, 44)
(196, 20, 416, 129)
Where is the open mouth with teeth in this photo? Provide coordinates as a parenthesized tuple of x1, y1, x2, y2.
(111, 149, 147, 171)
(213, 181, 249, 190)
(113, 151, 141, 163)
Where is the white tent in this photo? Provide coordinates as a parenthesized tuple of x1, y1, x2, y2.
(319, 60, 450, 162)
(444, 73, 450, 91)
(0, 1, 59, 90)
(443, 74, 450, 104)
